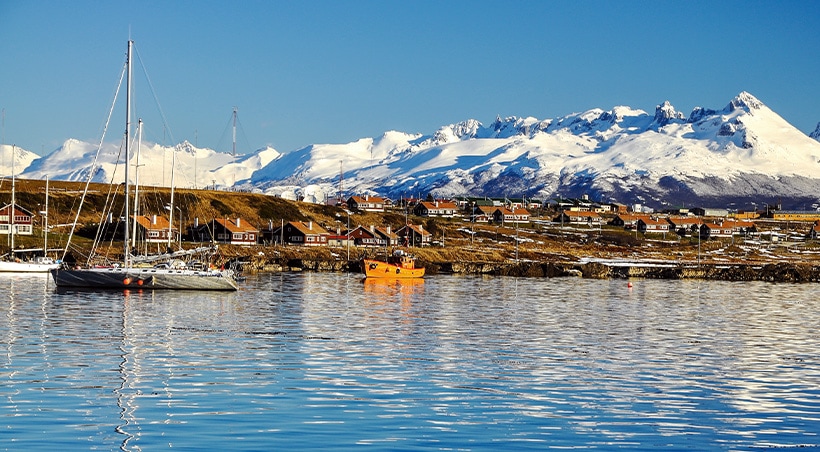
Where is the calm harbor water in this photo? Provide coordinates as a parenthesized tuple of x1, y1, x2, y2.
(2, 272, 819, 450)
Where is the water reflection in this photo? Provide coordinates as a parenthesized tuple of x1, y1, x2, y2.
(1, 274, 819, 450)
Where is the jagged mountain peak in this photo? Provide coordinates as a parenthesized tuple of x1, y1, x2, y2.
(726, 91, 763, 113)
(651, 100, 685, 128)
(10, 91, 820, 210)
(810, 122, 820, 141)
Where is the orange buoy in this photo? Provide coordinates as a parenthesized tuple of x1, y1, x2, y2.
(123, 278, 132, 285)
(137, 279, 144, 286)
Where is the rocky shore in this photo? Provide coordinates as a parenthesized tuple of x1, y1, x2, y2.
(235, 252, 820, 283)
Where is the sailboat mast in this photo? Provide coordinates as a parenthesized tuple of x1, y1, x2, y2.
(232, 106, 237, 188)
(232, 107, 237, 159)
(168, 143, 176, 248)
(10, 145, 15, 251)
(44, 176, 49, 255)
(131, 119, 142, 250)
(123, 40, 132, 268)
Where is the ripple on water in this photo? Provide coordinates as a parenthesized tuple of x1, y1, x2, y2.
(1, 273, 819, 450)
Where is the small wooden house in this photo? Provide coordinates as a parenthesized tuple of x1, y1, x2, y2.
(396, 223, 432, 247)
(0, 203, 34, 236)
(194, 217, 259, 245)
(274, 221, 330, 246)
(132, 214, 176, 244)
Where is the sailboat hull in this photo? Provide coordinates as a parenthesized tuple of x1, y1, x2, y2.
(51, 267, 238, 291)
(0, 260, 61, 273)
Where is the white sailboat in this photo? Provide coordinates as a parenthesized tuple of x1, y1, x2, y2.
(0, 145, 60, 273)
(51, 40, 238, 290)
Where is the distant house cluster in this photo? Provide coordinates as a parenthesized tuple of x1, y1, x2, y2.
(7, 191, 820, 251)
(605, 212, 757, 239)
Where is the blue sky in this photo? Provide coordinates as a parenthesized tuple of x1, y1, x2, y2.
(1, 1, 818, 156)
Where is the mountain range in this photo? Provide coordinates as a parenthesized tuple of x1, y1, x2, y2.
(3, 91, 820, 211)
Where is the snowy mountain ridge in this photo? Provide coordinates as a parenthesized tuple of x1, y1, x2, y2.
(4, 91, 820, 210)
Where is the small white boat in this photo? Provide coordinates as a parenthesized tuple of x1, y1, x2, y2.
(0, 256, 60, 273)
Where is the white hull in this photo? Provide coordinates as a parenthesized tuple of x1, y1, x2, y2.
(0, 260, 61, 273)
(51, 267, 238, 291)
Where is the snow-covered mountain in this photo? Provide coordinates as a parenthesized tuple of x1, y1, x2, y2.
(244, 91, 820, 209)
(17, 138, 280, 190)
(8, 91, 820, 210)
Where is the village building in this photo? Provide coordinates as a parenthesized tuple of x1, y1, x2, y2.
(690, 207, 730, 218)
(608, 203, 629, 214)
(373, 225, 400, 246)
(637, 217, 670, 234)
(132, 214, 177, 244)
(272, 221, 330, 246)
(193, 217, 259, 246)
(471, 205, 497, 222)
(413, 200, 459, 217)
(722, 219, 757, 236)
(348, 225, 385, 247)
(699, 222, 735, 240)
(396, 223, 432, 247)
(609, 213, 650, 230)
(347, 195, 386, 212)
(554, 210, 602, 225)
(0, 203, 34, 236)
(769, 210, 820, 222)
(808, 221, 820, 240)
(666, 216, 702, 236)
(492, 207, 531, 224)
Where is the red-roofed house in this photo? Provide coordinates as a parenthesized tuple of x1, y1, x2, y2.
(196, 217, 259, 245)
(493, 207, 531, 224)
(132, 214, 177, 244)
(0, 203, 34, 237)
(396, 223, 432, 247)
(347, 195, 386, 212)
(414, 201, 459, 217)
(637, 217, 670, 234)
(274, 221, 330, 246)
(554, 210, 602, 225)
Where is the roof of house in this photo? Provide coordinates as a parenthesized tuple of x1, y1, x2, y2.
(0, 203, 35, 216)
(287, 221, 329, 235)
(666, 216, 701, 226)
(213, 217, 259, 233)
(562, 210, 601, 218)
(614, 213, 650, 222)
(348, 195, 386, 204)
(639, 217, 669, 226)
(417, 201, 459, 210)
(399, 223, 431, 236)
(374, 226, 399, 240)
(133, 214, 173, 230)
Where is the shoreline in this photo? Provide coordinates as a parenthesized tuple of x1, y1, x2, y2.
(242, 256, 820, 283)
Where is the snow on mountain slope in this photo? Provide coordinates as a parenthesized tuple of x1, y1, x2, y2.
(0, 144, 39, 176)
(7, 91, 820, 209)
(20, 139, 274, 190)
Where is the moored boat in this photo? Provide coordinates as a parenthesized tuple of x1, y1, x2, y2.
(50, 40, 238, 291)
(51, 265, 238, 290)
(363, 249, 425, 278)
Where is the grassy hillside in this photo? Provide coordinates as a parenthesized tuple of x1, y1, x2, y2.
(5, 178, 820, 272)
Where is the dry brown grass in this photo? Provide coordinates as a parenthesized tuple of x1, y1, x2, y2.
(6, 178, 820, 266)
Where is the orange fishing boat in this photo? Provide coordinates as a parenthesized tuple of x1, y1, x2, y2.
(363, 250, 425, 278)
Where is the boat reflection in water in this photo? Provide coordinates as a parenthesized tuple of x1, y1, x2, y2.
(363, 276, 425, 308)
